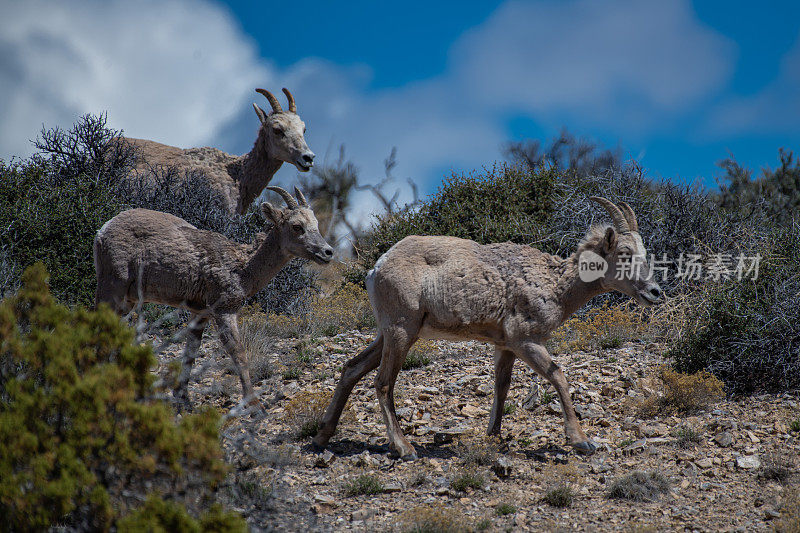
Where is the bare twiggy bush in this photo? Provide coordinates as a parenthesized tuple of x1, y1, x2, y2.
(758, 452, 796, 484)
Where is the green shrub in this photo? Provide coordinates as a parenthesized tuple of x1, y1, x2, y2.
(361, 164, 558, 275)
(495, 503, 517, 516)
(669, 222, 800, 394)
(117, 495, 246, 533)
(0, 264, 236, 530)
(0, 115, 130, 306)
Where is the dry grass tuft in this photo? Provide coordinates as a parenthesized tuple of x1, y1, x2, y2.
(775, 489, 800, 533)
(450, 467, 486, 492)
(248, 282, 375, 338)
(398, 503, 471, 533)
(607, 471, 670, 502)
(455, 436, 499, 466)
(306, 282, 375, 336)
(283, 390, 352, 440)
(343, 474, 384, 496)
(541, 463, 580, 508)
(403, 340, 440, 370)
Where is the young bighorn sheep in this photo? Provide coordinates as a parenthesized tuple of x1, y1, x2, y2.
(313, 197, 663, 459)
(94, 186, 333, 406)
(126, 88, 314, 214)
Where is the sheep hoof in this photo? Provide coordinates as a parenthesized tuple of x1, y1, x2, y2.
(571, 440, 599, 455)
(400, 452, 418, 462)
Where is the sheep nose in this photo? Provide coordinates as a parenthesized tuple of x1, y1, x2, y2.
(649, 286, 662, 300)
(323, 247, 334, 258)
(301, 153, 315, 164)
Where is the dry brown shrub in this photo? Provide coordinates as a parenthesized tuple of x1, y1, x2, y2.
(633, 365, 724, 417)
(659, 366, 724, 412)
(306, 282, 375, 336)
(398, 503, 471, 533)
(548, 301, 651, 354)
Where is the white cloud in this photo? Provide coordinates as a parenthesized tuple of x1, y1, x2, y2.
(450, 0, 736, 128)
(702, 31, 800, 138)
(0, 0, 268, 159)
(1, 0, 737, 219)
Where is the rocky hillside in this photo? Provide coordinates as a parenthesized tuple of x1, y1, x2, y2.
(161, 329, 800, 532)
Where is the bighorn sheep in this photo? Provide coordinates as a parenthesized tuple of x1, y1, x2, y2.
(126, 88, 314, 214)
(94, 186, 333, 406)
(313, 197, 662, 459)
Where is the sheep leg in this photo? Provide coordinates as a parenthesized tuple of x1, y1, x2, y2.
(313, 334, 384, 449)
(487, 348, 515, 436)
(375, 327, 417, 460)
(516, 342, 597, 455)
(215, 313, 257, 406)
(173, 314, 208, 409)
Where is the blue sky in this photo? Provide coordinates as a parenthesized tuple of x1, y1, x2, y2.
(1, 0, 799, 213)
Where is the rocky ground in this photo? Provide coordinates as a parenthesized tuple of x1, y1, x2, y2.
(159, 329, 800, 532)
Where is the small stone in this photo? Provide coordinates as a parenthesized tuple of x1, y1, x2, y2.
(314, 450, 335, 468)
(491, 457, 513, 478)
(475, 383, 493, 396)
(461, 404, 484, 417)
(383, 482, 402, 493)
(714, 431, 734, 448)
(351, 509, 373, 521)
(736, 455, 761, 469)
(622, 438, 647, 455)
(314, 493, 336, 505)
(695, 458, 713, 469)
(435, 487, 449, 495)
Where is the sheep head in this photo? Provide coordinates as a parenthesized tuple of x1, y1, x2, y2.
(252, 88, 315, 172)
(584, 197, 663, 306)
(261, 186, 333, 264)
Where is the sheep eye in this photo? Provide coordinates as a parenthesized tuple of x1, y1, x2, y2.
(273, 127, 283, 136)
(292, 224, 304, 233)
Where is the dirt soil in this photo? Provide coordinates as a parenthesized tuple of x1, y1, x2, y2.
(159, 329, 799, 532)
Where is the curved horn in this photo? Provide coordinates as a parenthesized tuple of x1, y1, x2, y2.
(267, 186, 298, 209)
(256, 88, 282, 113)
(589, 196, 630, 233)
(294, 185, 309, 207)
(618, 202, 638, 232)
(282, 87, 297, 113)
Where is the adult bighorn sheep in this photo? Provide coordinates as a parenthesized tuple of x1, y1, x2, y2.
(94, 186, 333, 406)
(126, 88, 314, 214)
(313, 197, 663, 459)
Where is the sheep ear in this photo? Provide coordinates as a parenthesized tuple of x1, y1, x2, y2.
(601, 227, 617, 255)
(261, 202, 280, 223)
(253, 103, 268, 125)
